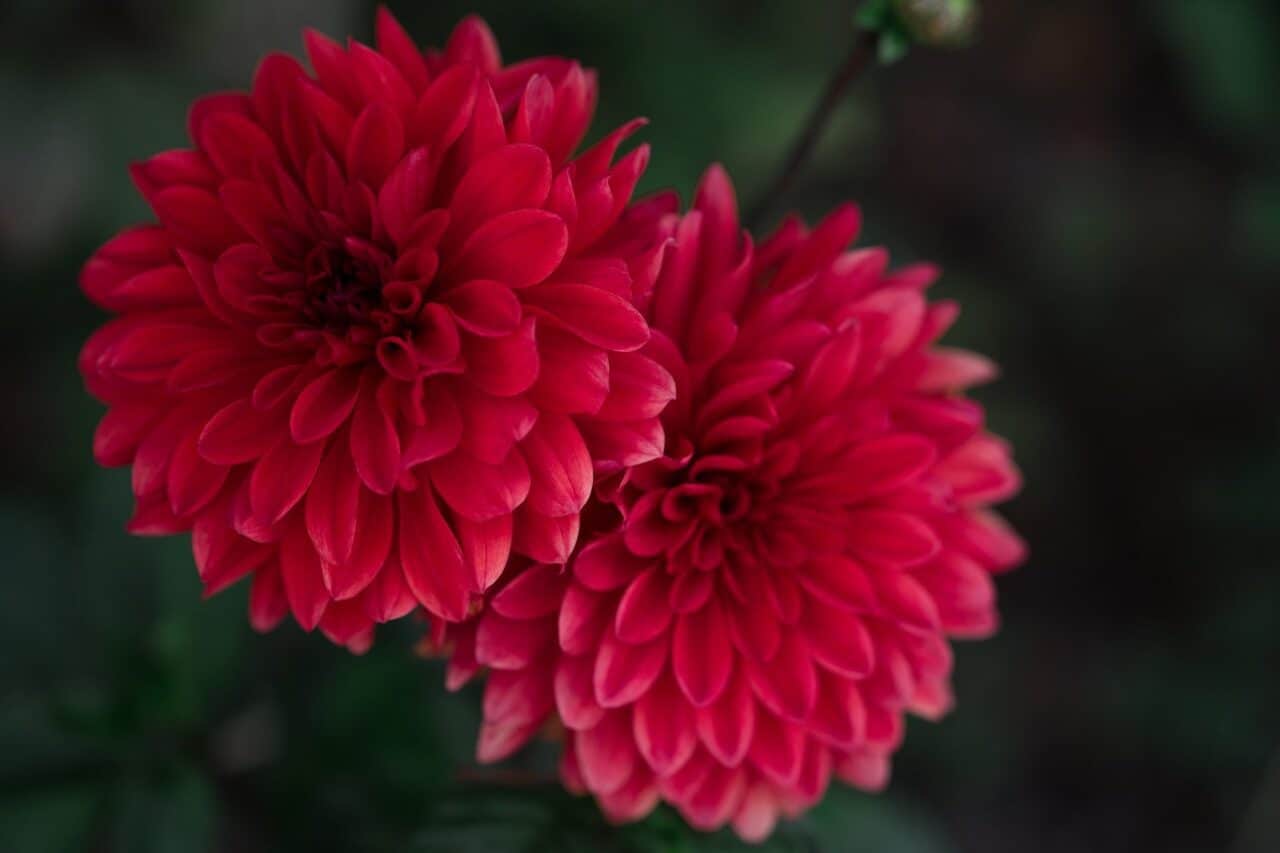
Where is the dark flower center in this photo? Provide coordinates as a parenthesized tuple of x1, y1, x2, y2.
(302, 243, 391, 333)
(716, 481, 752, 522)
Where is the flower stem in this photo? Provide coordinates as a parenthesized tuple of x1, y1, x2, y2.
(746, 28, 880, 230)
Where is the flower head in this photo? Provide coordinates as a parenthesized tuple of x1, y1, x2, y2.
(79, 10, 672, 651)
(441, 166, 1024, 838)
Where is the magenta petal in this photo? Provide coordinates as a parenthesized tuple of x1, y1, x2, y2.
(279, 521, 329, 631)
(475, 610, 554, 670)
(490, 561, 565, 619)
(476, 718, 541, 763)
(430, 446, 531, 521)
(829, 434, 937, 501)
(449, 143, 552, 237)
(803, 601, 875, 678)
(633, 672, 697, 775)
(483, 665, 555, 729)
(358, 545, 415, 622)
(521, 283, 649, 352)
(198, 399, 280, 465)
(798, 554, 877, 612)
(575, 711, 637, 796)
(322, 488, 392, 601)
(349, 381, 401, 495)
(345, 101, 404, 188)
(683, 764, 747, 831)
(695, 667, 756, 767)
(614, 564, 673, 644)
(444, 279, 521, 337)
(558, 581, 609, 655)
(809, 670, 866, 749)
(397, 483, 471, 621)
(596, 352, 677, 421)
(847, 509, 940, 568)
(521, 413, 592, 518)
(673, 598, 733, 707)
(449, 209, 567, 287)
(513, 506, 579, 564)
(531, 328, 610, 414)
(464, 316, 539, 397)
(167, 432, 229, 517)
(247, 563, 287, 632)
(572, 533, 647, 591)
(456, 387, 534, 465)
(732, 783, 780, 843)
(556, 653, 605, 731)
(458, 514, 514, 592)
(744, 632, 818, 721)
(249, 435, 325, 524)
(305, 439, 360, 565)
(748, 711, 804, 787)
(593, 628, 668, 708)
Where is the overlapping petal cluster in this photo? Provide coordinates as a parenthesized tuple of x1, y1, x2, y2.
(81, 11, 1026, 840)
(439, 167, 1024, 839)
(79, 10, 672, 651)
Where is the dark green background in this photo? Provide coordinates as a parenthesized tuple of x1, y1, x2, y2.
(2, 0, 1277, 850)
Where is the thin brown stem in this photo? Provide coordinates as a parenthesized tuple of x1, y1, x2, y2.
(746, 28, 880, 230)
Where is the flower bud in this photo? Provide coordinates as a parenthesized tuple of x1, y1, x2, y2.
(892, 0, 978, 46)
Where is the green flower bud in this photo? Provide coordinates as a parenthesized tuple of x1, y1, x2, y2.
(892, 0, 978, 46)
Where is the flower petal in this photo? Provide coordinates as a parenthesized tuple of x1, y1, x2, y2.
(448, 209, 567, 287)
(397, 483, 471, 621)
(576, 712, 638, 796)
(249, 434, 325, 524)
(633, 672, 697, 776)
(521, 413, 592, 518)
(694, 667, 755, 767)
(458, 514, 514, 592)
(847, 509, 940, 568)
(448, 143, 552, 237)
(521, 284, 649, 352)
(594, 628, 667, 708)
(556, 653, 605, 731)
(490, 561, 565, 619)
(430, 446, 531, 521)
(443, 279, 521, 337)
(614, 564, 673, 644)
(744, 632, 818, 721)
(350, 379, 401, 495)
(290, 368, 361, 444)
(199, 399, 282, 465)
(673, 598, 733, 707)
(572, 533, 647, 591)
(279, 521, 329, 631)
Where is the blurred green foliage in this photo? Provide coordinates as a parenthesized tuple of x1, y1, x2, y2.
(1, 0, 1278, 851)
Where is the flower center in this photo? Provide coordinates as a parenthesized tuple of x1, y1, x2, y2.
(302, 243, 392, 334)
(716, 480, 753, 522)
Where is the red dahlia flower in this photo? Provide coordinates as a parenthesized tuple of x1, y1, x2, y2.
(439, 167, 1025, 838)
(78, 10, 673, 652)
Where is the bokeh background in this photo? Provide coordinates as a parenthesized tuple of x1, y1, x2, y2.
(2, 0, 1278, 850)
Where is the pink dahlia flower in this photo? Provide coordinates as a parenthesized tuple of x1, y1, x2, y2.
(78, 9, 673, 652)
(439, 167, 1025, 839)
